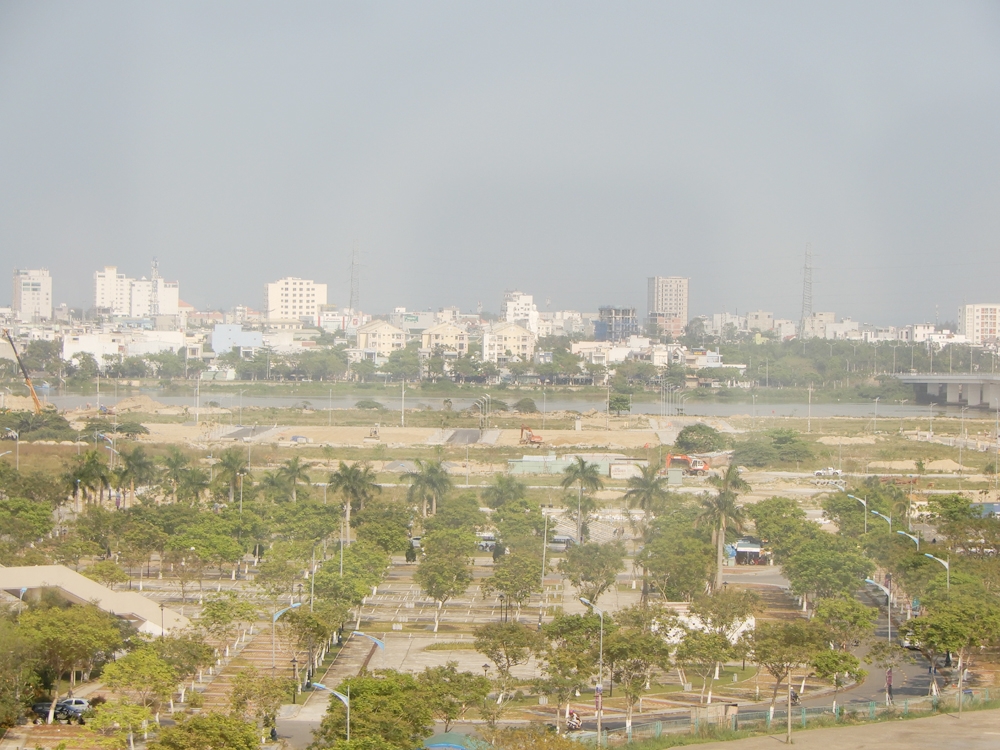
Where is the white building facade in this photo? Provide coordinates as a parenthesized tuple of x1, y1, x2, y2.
(959, 304, 1000, 346)
(12, 268, 52, 321)
(647, 276, 689, 323)
(500, 291, 539, 336)
(94, 266, 180, 317)
(264, 277, 328, 323)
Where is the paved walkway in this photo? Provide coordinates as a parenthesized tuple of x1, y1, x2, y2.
(691, 707, 1000, 749)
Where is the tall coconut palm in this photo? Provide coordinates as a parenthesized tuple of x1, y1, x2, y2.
(215, 447, 250, 505)
(161, 447, 190, 504)
(119, 445, 157, 508)
(481, 474, 527, 509)
(561, 456, 604, 542)
(277, 457, 311, 503)
(623, 462, 670, 601)
(623, 462, 670, 521)
(699, 464, 751, 590)
(258, 471, 290, 503)
(328, 461, 381, 539)
(403, 459, 452, 517)
(179, 467, 210, 505)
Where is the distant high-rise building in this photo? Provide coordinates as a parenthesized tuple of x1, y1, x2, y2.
(93, 265, 180, 317)
(959, 303, 1000, 346)
(647, 276, 689, 333)
(12, 268, 52, 321)
(596, 306, 639, 342)
(264, 277, 328, 323)
(500, 291, 539, 336)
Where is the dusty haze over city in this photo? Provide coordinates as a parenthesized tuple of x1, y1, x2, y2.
(2, 2, 999, 323)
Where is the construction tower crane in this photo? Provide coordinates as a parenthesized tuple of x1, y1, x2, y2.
(2, 329, 43, 415)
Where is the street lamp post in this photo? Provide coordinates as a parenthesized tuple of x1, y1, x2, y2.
(580, 597, 604, 744)
(897, 530, 920, 551)
(924, 553, 950, 590)
(291, 658, 298, 703)
(874, 397, 880, 434)
(871, 509, 892, 534)
(848, 494, 868, 534)
(272, 603, 302, 669)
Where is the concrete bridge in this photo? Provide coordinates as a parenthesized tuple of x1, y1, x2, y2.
(896, 373, 1000, 408)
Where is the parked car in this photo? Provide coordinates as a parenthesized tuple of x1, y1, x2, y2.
(31, 698, 89, 723)
(814, 467, 843, 477)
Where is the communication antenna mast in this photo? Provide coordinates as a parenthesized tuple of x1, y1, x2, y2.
(348, 244, 360, 314)
(799, 246, 813, 338)
(150, 257, 160, 316)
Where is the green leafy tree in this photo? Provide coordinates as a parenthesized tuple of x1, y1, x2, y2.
(353, 496, 411, 553)
(689, 588, 763, 641)
(537, 613, 602, 731)
(674, 424, 728, 453)
(118, 445, 157, 508)
(21, 604, 124, 722)
(609, 393, 631, 415)
(638, 529, 714, 601)
(744, 620, 826, 708)
(89, 700, 153, 750)
(813, 596, 877, 651)
(0, 620, 37, 730)
(310, 670, 433, 750)
(148, 712, 260, 750)
(675, 629, 732, 704)
(102, 648, 177, 710)
(83, 559, 130, 589)
(474, 622, 540, 702)
(605, 625, 671, 728)
(229, 666, 293, 730)
(414, 530, 474, 632)
(416, 662, 491, 731)
(558, 541, 625, 606)
(483, 551, 544, 617)
(812, 649, 865, 708)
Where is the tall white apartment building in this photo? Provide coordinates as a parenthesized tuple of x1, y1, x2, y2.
(500, 291, 539, 336)
(958, 303, 1000, 346)
(647, 276, 689, 323)
(93, 265, 180, 317)
(264, 277, 328, 323)
(12, 268, 53, 321)
(94, 266, 133, 314)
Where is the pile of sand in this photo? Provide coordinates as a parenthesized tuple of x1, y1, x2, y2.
(114, 394, 169, 413)
(817, 435, 877, 445)
(924, 459, 967, 472)
(1, 395, 40, 411)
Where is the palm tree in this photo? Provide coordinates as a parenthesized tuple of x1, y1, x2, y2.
(161, 447, 190, 504)
(481, 474, 527, 509)
(178, 467, 210, 505)
(328, 461, 381, 539)
(119, 445, 157, 508)
(561, 456, 604, 542)
(258, 471, 290, 503)
(699, 464, 751, 590)
(215, 447, 250, 505)
(623, 462, 670, 520)
(278, 457, 311, 503)
(403, 459, 452, 517)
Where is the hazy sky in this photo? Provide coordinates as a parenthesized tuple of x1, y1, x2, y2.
(2, 2, 999, 324)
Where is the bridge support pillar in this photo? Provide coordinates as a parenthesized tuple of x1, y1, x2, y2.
(926, 383, 941, 397)
(947, 383, 962, 404)
(967, 383, 983, 407)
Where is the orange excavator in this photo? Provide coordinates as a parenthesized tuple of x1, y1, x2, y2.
(664, 453, 710, 476)
(519, 424, 543, 446)
(2, 329, 43, 415)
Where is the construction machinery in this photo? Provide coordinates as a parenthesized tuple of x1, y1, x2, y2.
(2, 329, 43, 415)
(519, 424, 543, 446)
(664, 453, 710, 476)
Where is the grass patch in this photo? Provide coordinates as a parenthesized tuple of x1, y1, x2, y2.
(424, 641, 479, 651)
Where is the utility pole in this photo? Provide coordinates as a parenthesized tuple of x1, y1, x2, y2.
(807, 383, 813, 433)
